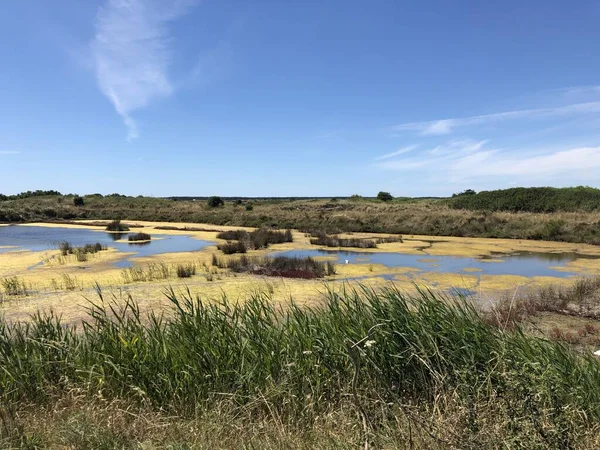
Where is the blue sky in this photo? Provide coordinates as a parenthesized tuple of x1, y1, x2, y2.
(1, 0, 599, 197)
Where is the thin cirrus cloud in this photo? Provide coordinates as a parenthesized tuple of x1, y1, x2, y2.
(91, 0, 196, 140)
(373, 145, 419, 161)
(377, 141, 600, 183)
(393, 101, 600, 136)
(0, 151, 21, 155)
(374, 139, 488, 166)
(451, 147, 600, 180)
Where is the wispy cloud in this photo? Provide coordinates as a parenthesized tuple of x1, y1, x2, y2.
(0, 151, 21, 155)
(91, 0, 196, 140)
(373, 145, 418, 161)
(375, 139, 487, 166)
(452, 147, 600, 178)
(377, 139, 600, 184)
(393, 101, 600, 135)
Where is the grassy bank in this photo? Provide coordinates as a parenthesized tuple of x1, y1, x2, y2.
(1, 286, 600, 448)
(4, 189, 600, 244)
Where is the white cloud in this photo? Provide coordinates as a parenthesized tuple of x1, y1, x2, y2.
(393, 101, 600, 136)
(375, 139, 488, 167)
(428, 139, 487, 156)
(462, 147, 600, 178)
(0, 151, 20, 155)
(91, 0, 195, 140)
(373, 145, 418, 161)
(378, 141, 600, 184)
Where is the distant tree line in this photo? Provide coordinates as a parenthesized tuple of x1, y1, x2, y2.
(449, 186, 600, 212)
(0, 190, 62, 201)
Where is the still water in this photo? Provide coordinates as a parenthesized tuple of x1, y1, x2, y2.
(0, 225, 214, 267)
(270, 249, 595, 278)
(0, 225, 596, 277)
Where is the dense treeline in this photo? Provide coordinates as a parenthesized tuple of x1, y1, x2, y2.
(450, 186, 600, 212)
(0, 189, 62, 201)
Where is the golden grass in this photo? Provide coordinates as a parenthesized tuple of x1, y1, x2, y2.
(3, 220, 600, 322)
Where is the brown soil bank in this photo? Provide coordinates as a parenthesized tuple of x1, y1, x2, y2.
(3, 194, 600, 244)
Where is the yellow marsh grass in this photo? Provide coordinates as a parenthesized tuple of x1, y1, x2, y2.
(3, 220, 600, 322)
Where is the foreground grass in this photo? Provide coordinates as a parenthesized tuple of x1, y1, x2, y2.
(2, 286, 600, 448)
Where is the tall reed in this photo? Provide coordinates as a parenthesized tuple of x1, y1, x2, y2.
(1, 287, 599, 447)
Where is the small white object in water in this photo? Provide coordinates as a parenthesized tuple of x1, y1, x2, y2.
(594, 350, 600, 357)
(345, 259, 349, 264)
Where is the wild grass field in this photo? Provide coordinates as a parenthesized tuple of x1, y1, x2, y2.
(3, 187, 600, 244)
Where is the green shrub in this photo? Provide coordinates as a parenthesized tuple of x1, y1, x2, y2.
(207, 196, 224, 208)
(73, 196, 85, 207)
(128, 232, 151, 242)
(216, 227, 293, 254)
(218, 255, 334, 278)
(450, 186, 600, 212)
(452, 189, 476, 197)
(106, 220, 130, 232)
(245, 204, 254, 211)
(218, 241, 247, 254)
(377, 191, 393, 202)
(58, 241, 105, 258)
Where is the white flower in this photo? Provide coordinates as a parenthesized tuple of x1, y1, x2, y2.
(364, 340, 376, 348)
(302, 350, 313, 355)
(594, 349, 600, 357)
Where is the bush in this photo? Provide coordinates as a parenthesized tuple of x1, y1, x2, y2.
(128, 232, 151, 242)
(106, 220, 130, 232)
(245, 204, 254, 211)
(73, 196, 84, 207)
(218, 255, 335, 278)
(58, 241, 105, 258)
(207, 196, 224, 208)
(176, 263, 196, 278)
(452, 189, 477, 197)
(216, 227, 293, 253)
(377, 191, 393, 202)
(218, 241, 247, 254)
(308, 231, 402, 248)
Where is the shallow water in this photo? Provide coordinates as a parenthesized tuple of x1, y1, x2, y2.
(0, 225, 214, 267)
(270, 249, 595, 278)
(1, 226, 597, 278)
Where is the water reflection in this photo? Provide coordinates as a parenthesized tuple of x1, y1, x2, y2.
(108, 232, 128, 241)
(127, 240, 151, 246)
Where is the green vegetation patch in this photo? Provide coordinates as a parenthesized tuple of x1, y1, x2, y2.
(217, 227, 293, 254)
(450, 186, 600, 212)
(215, 254, 335, 278)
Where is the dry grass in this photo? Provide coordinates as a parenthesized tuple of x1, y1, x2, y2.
(7, 195, 600, 244)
